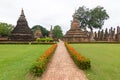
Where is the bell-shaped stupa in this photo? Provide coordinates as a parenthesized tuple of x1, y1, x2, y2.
(64, 11, 88, 42)
(10, 9, 33, 41)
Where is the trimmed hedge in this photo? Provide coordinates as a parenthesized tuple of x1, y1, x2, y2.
(65, 43, 91, 70)
(0, 42, 56, 45)
(36, 38, 54, 42)
(30, 44, 57, 76)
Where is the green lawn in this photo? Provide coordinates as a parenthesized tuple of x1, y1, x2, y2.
(0, 44, 51, 80)
(71, 44, 120, 80)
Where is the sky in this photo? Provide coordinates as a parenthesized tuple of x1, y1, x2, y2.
(0, 0, 120, 34)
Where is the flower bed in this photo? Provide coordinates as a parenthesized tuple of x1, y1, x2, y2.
(30, 44, 57, 76)
(65, 43, 91, 70)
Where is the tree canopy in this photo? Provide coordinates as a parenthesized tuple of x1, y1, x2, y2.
(75, 6, 109, 31)
(31, 25, 49, 37)
(53, 25, 63, 39)
(0, 22, 14, 37)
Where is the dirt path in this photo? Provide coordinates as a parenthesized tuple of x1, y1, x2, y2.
(39, 40, 88, 80)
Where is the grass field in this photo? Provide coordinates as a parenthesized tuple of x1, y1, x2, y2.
(71, 44, 120, 80)
(0, 44, 51, 80)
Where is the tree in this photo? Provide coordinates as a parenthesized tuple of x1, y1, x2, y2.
(88, 6, 109, 31)
(76, 6, 109, 32)
(75, 6, 90, 30)
(31, 25, 49, 37)
(0, 22, 14, 37)
(53, 25, 63, 39)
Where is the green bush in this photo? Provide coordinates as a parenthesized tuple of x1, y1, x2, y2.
(45, 38, 53, 42)
(36, 38, 54, 42)
(36, 38, 41, 42)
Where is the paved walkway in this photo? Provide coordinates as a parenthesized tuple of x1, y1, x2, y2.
(39, 40, 88, 80)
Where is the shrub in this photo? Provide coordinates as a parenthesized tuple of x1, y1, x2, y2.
(65, 43, 91, 70)
(45, 38, 53, 42)
(36, 38, 54, 42)
(30, 44, 57, 76)
(36, 38, 41, 42)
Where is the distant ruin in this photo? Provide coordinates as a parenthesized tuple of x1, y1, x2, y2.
(49, 25, 54, 38)
(94, 26, 120, 42)
(34, 29, 43, 38)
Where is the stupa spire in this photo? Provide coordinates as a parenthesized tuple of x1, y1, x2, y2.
(50, 25, 53, 31)
(21, 8, 25, 17)
(49, 25, 54, 38)
(72, 9, 77, 18)
(71, 11, 80, 30)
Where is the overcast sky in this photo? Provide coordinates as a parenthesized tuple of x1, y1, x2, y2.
(0, 0, 120, 34)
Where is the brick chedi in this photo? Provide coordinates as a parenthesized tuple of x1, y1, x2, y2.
(10, 9, 33, 41)
(34, 29, 43, 38)
(49, 25, 54, 38)
(64, 12, 88, 42)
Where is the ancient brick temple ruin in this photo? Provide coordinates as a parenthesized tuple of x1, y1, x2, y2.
(34, 29, 43, 38)
(64, 12, 88, 42)
(49, 25, 54, 38)
(9, 9, 33, 41)
(8, 9, 120, 42)
(94, 26, 120, 42)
